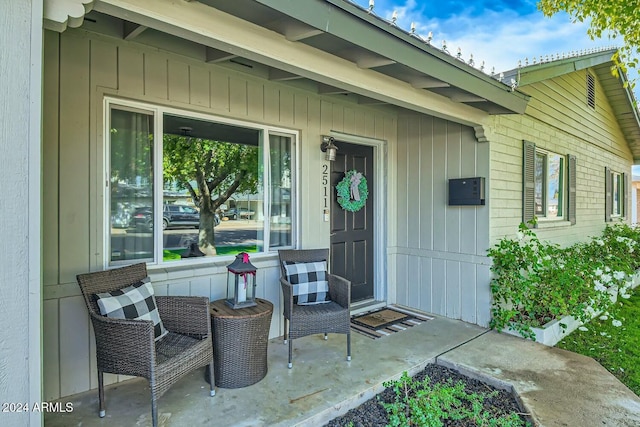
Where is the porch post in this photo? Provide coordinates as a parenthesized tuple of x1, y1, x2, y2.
(0, 1, 44, 426)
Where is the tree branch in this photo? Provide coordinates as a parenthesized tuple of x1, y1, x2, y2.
(212, 171, 246, 210)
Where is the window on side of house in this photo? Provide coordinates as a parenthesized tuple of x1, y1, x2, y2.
(605, 167, 628, 221)
(534, 150, 565, 219)
(106, 98, 297, 267)
(523, 140, 576, 226)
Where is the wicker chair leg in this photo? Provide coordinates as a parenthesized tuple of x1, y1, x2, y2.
(347, 332, 352, 361)
(209, 361, 215, 396)
(98, 370, 105, 418)
(283, 318, 288, 344)
(152, 398, 158, 427)
(288, 338, 293, 369)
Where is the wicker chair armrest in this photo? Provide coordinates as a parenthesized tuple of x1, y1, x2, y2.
(155, 296, 211, 337)
(89, 312, 155, 375)
(328, 274, 351, 309)
(279, 277, 294, 318)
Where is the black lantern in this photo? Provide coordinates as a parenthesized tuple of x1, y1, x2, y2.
(226, 252, 257, 309)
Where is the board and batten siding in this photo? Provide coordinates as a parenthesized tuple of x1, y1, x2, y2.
(390, 114, 491, 327)
(489, 68, 633, 247)
(0, 0, 43, 425)
(42, 28, 397, 400)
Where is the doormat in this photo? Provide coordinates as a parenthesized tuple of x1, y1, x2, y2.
(350, 306, 433, 339)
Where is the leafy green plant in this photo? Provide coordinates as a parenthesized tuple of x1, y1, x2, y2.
(488, 221, 638, 339)
(381, 372, 529, 427)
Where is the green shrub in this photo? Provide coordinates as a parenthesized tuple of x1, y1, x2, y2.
(381, 372, 529, 427)
(488, 221, 637, 340)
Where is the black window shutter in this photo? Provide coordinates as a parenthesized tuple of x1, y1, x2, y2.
(568, 155, 577, 225)
(624, 172, 629, 218)
(605, 167, 612, 222)
(523, 140, 536, 227)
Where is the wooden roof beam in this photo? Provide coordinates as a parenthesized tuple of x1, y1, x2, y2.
(269, 69, 304, 81)
(278, 21, 324, 42)
(318, 83, 351, 95)
(123, 22, 148, 40)
(205, 46, 237, 63)
(451, 94, 487, 103)
(410, 77, 450, 89)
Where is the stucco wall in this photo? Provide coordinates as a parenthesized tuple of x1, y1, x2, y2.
(0, 1, 43, 426)
(42, 28, 397, 400)
(489, 69, 633, 246)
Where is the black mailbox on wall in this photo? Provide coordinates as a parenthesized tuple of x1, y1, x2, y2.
(448, 177, 485, 206)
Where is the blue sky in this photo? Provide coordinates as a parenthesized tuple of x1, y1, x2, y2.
(352, 0, 640, 173)
(352, 0, 622, 75)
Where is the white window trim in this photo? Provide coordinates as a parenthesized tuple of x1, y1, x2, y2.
(611, 170, 624, 219)
(535, 148, 567, 222)
(103, 96, 299, 269)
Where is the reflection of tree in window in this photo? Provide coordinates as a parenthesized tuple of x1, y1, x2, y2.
(110, 110, 154, 189)
(612, 172, 621, 216)
(109, 108, 154, 263)
(534, 150, 564, 219)
(163, 133, 259, 256)
(269, 134, 292, 248)
(547, 154, 563, 218)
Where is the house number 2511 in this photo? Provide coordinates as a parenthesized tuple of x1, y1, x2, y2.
(322, 164, 329, 221)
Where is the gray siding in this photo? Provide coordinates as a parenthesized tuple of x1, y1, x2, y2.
(0, 0, 43, 424)
(392, 114, 491, 326)
(489, 69, 633, 245)
(42, 28, 397, 400)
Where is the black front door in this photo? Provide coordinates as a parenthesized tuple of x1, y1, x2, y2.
(330, 141, 374, 302)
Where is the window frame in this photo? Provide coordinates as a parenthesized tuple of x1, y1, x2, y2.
(612, 171, 622, 217)
(605, 167, 628, 222)
(534, 148, 566, 221)
(523, 140, 576, 227)
(104, 97, 299, 268)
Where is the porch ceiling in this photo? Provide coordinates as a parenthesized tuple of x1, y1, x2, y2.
(199, 0, 529, 115)
(45, 0, 530, 120)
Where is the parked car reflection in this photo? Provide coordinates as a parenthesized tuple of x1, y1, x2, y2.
(225, 207, 255, 220)
(131, 205, 219, 230)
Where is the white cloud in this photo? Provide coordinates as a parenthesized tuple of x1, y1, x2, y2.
(372, 1, 616, 73)
(361, 0, 637, 100)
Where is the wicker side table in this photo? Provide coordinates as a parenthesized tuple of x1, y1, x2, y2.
(209, 298, 273, 388)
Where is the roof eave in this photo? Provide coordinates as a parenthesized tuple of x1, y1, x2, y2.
(253, 0, 529, 114)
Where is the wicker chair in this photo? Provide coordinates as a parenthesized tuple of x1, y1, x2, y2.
(76, 263, 214, 427)
(278, 249, 351, 368)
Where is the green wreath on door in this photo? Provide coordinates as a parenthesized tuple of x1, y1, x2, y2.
(336, 170, 368, 212)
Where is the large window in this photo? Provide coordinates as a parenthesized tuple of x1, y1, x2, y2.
(107, 99, 296, 266)
(523, 140, 576, 226)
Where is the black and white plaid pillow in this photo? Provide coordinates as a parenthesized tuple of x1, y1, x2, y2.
(95, 277, 168, 341)
(284, 261, 331, 305)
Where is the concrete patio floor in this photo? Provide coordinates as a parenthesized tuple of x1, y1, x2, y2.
(45, 310, 640, 427)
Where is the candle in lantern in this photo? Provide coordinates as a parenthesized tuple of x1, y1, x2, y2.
(237, 274, 247, 303)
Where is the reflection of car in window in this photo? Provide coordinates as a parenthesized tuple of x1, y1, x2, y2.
(226, 207, 255, 220)
(131, 205, 219, 230)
